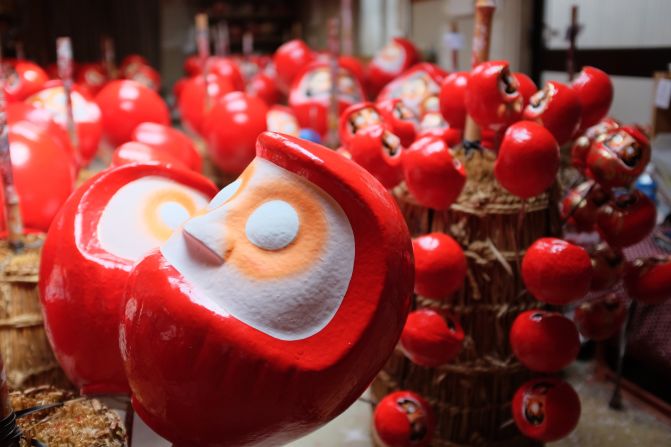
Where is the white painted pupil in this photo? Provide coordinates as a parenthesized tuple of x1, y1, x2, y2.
(158, 202, 190, 230)
(208, 179, 242, 209)
(245, 200, 299, 251)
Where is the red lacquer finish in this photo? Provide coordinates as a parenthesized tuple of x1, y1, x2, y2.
(571, 66, 613, 132)
(183, 55, 202, 77)
(4, 61, 48, 102)
(120, 132, 413, 446)
(596, 190, 656, 248)
(207, 57, 245, 91)
(273, 39, 315, 92)
(26, 84, 103, 165)
(494, 121, 560, 199)
(131, 122, 202, 172)
(589, 243, 625, 291)
(574, 294, 627, 341)
(438, 71, 468, 130)
(39, 163, 217, 395)
(561, 181, 612, 232)
(510, 310, 580, 373)
(464, 61, 523, 131)
(412, 232, 466, 299)
(400, 309, 464, 367)
(178, 74, 236, 135)
(402, 136, 466, 210)
(126, 64, 161, 91)
(624, 256, 671, 305)
(523, 81, 581, 146)
(247, 72, 279, 106)
(514, 72, 537, 108)
(338, 102, 383, 146)
(203, 91, 269, 175)
(586, 126, 650, 189)
(119, 54, 149, 78)
(570, 117, 620, 172)
(96, 80, 170, 147)
(111, 141, 187, 169)
(75, 63, 109, 96)
(377, 63, 447, 117)
(346, 124, 403, 189)
(367, 37, 419, 98)
(376, 98, 418, 147)
(373, 391, 435, 447)
(522, 237, 592, 305)
(512, 377, 581, 442)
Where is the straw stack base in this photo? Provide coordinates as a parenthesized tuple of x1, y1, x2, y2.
(374, 149, 558, 446)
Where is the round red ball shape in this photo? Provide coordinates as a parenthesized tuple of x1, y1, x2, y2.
(589, 243, 624, 291)
(96, 80, 170, 146)
(624, 256, 671, 305)
(514, 72, 537, 108)
(347, 124, 403, 189)
(512, 377, 581, 442)
(4, 61, 48, 102)
(111, 141, 187, 169)
(178, 74, 236, 135)
(572, 66, 613, 132)
(203, 92, 269, 175)
(596, 190, 656, 248)
(273, 39, 315, 92)
(574, 294, 627, 341)
(494, 121, 560, 199)
(374, 391, 435, 447)
(523, 81, 582, 146)
(439, 71, 468, 130)
(402, 136, 466, 210)
(131, 122, 202, 172)
(412, 232, 467, 299)
(400, 309, 464, 367)
(586, 126, 651, 189)
(522, 238, 592, 305)
(247, 72, 279, 106)
(376, 98, 418, 147)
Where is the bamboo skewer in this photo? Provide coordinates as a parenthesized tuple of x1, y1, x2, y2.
(327, 17, 341, 149)
(56, 37, 80, 166)
(195, 14, 211, 112)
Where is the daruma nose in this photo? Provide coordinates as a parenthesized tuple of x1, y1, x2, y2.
(182, 212, 228, 265)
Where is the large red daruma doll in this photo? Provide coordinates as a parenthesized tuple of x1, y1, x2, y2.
(377, 63, 447, 117)
(367, 37, 419, 97)
(39, 163, 217, 394)
(120, 132, 414, 446)
(289, 62, 365, 138)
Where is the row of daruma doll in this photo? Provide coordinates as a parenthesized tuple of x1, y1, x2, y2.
(0, 34, 669, 447)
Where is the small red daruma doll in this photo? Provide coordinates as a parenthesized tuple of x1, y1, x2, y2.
(289, 62, 365, 138)
(510, 310, 580, 373)
(3, 60, 48, 102)
(346, 124, 404, 189)
(377, 63, 447, 117)
(624, 256, 671, 305)
(412, 232, 467, 299)
(494, 121, 560, 199)
(273, 39, 315, 93)
(596, 190, 656, 248)
(439, 71, 469, 130)
(561, 181, 612, 232)
(513, 377, 581, 442)
(131, 122, 202, 172)
(367, 37, 419, 97)
(586, 126, 651, 189)
(400, 309, 464, 367)
(523, 80, 582, 146)
(589, 242, 625, 291)
(574, 293, 627, 341)
(39, 163, 217, 394)
(120, 132, 414, 446)
(374, 391, 435, 447)
(266, 105, 300, 137)
(572, 66, 613, 132)
(339, 102, 384, 146)
(377, 98, 418, 147)
(522, 237, 592, 305)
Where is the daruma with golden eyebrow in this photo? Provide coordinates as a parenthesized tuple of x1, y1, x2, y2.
(39, 163, 218, 394)
(120, 131, 414, 446)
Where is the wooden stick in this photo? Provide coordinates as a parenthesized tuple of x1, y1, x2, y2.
(101, 35, 117, 79)
(56, 37, 80, 165)
(0, 62, 23, 252)
(340, 0, 353, 56)
(0, 352, 21, 446)
(214, 21, 229, 57)
(567, 5, 579, 81)
(327, 17, 340, 149)
(463, 0, 497, 143)
(195, 14, 211, 112)
(450, 20, 459, 71)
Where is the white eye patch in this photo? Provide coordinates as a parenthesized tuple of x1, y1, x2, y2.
(245, 200, 299, 251)
(208, 179, 242, 210)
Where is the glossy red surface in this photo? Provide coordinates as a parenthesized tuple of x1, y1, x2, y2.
(376, 98, 418, 147)
(246, 72, 279, 106)
(514, 72, 537, 108)
(377, 63, 447, 116)
(178, 74, 236, 135)
(119, 54, 149, 78)
(273, 39, 315, 92)
(438, 71, 468, 130)
(464, 60, 523, 131)
(39, 163, 217, 395)
(75, 63, 109, 96)
(131, 122, 202, 172)
(373, 391, 434, 447)
(126, 64, 161, 91)
(111, 141, 187, 169)
(0, 122, 76, 232)
(96, 80, 170, 146)
(510, 310, 580, 373)
(596, 190, 656, 248)
(523, 81, 581, 146)
(339, 55, 365, 84)
(183, 55, 202, 77)
(402, 135, 466, 210)
(522, 238, 592, 305)
(367, 37, 419, 98)
(574, 293, 627, 341)
(338, 102, 383, 146)
(571, 66, 613, 132)
(207, 56, 245, 91)
(586, 126, 650, 189)
(400, 309, 463, 367)
(512, 377, 581, 442)
(624, 256, 671, 305)
(412, 232, 466, 299)
(560, 180, 612, 232)
(203, 91, 269, 175)
(494, 121, 559, 199)
(4, 61, 48, 102)
(589, 243, 624, 291)
(346, 124, 403, 189)
(120, 132, 413, 446)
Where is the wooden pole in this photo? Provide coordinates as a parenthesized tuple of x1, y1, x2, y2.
(101, 36, 117, 79)
(340, 0, 353, 56)
(56, 37, 80, 165)
(567, 5, 579, 81)
(0, 57, 23, 252)
(214, 22, 230, 57)
(463, 0, 496, 143)
(327, 17, 341, 149)
(450, 20, 459, 71)
(195, 14, 211, 111)
(0, 352, 20, 446)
